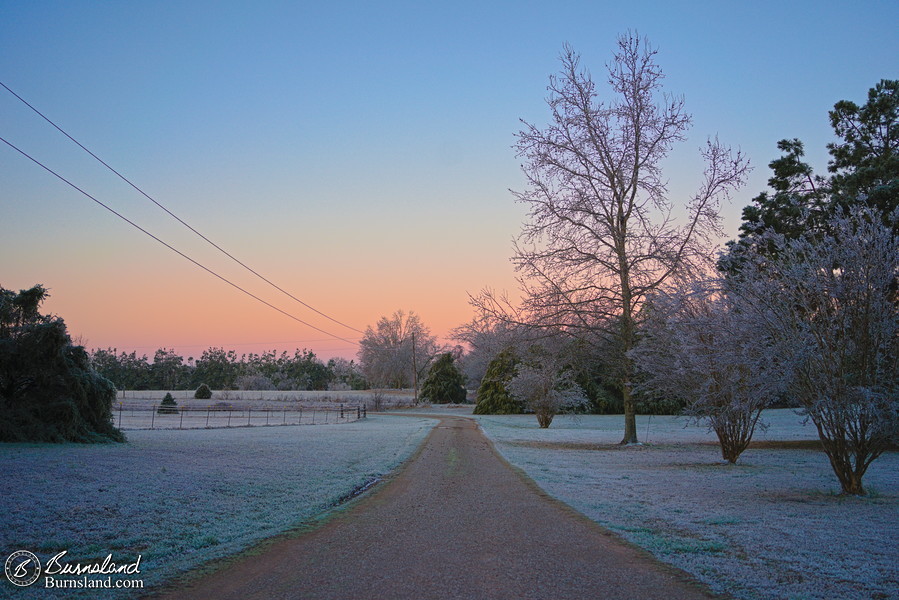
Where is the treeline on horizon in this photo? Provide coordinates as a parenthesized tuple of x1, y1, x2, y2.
(89, 347, 367, 393)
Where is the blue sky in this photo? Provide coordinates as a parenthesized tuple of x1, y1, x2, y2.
(1, 0, 896, 358)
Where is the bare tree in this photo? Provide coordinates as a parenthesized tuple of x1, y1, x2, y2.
(730, 207, 899, 494)
(474, 34, 749, 443)
(358, 310, 441, 393)
(632, 281, 783, 463)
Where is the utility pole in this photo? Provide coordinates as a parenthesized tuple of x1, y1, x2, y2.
(411, 330, 418, 405)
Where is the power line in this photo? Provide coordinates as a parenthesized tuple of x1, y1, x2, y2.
(0, 80, 364, 335)
(0, 135, 359, 346)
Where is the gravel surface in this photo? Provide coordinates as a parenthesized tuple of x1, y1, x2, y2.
(154, 416, 718, 600)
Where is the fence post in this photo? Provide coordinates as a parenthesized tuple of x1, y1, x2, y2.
(228, 410, 232, 427)
(283, 407, 287, 425)
(363, 404, 367, 419)
(206, 407, 211, 428)
(247, 408, 252, 427)
(340, 404, 344, 419)
(180, 405, 185, 429)
(118, 402, 123, 428)
(266, 409, 270, 426)
(357, 405, 360, 420)
(151, 405, 156, 430)
(311, 409, 315, 425)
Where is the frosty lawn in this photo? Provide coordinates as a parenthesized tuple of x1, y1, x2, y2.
(0, 415, 436, 598)
(476, 409, 899, 600)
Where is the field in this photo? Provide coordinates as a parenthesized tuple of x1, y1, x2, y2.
(475, 409, 899, 600)
(3, 404, 896, 599)
(0, 415, 437, 599)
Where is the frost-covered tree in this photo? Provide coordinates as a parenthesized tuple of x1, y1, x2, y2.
(358, 310, 440, 391)
(632, 282, 783, 463)
(729, 208, 898, 494)
(472, 33, 748, 443)
(473, 348, 522, 415)
(420, 353, 467, 404)
(508, 348, 587, 428)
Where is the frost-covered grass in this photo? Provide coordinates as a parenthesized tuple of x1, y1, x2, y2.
(477, 409, 899, 600)
(0, 415, 436, 599)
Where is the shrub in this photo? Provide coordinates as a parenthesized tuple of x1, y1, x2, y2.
(420, 353, 467, 404)
(194, 383, 212, 399)
(157, 393, 178, 414)
(508, 358, 587, 428)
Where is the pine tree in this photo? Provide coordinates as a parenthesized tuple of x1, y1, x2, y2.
(473, 349, 522, 415)
(420, 353, 467, 404)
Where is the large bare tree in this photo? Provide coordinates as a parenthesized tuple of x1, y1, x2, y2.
(474, 34, 749, 443)
(358, 310, 440, 394)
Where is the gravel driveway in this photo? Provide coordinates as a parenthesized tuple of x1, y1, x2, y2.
(153, 416, 720, 599)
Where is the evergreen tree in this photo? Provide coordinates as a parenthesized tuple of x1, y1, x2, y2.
(0, 285, 124, 443)
(722, 79, 898, 272)
(420, 353, 467, 404)
(473, 349, 522, 415)
(157, 392, 179, 414)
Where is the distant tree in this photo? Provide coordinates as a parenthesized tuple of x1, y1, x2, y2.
(192, 347, 240, 390)
(235, 373, 274, 391)
(280, 349, 332, 391)
(507, 347, 587, 428)
(151, 348, 186, 390)
(472, 34, 748, 443)
(632, 282, 783, 463)
(730, 208, 898, 494)
(473, 349, 522, 415)
(0, 285, 124, 443)
(358, 310, 440, 391)
(420, 353, 467, 404)
(194, 383, 212, 399)
(327, 357, 367, 390)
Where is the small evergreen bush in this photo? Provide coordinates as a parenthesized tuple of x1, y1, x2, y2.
(157, 393, 179, 414)
(194, 383, 212, 399)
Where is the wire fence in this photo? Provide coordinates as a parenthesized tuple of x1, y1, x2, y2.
(115, 402, 366, 430)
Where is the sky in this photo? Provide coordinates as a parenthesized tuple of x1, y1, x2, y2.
(1, 0, 897, 361)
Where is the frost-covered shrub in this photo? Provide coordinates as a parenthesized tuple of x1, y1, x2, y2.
(157, 393, 178, 414)
(729, 208, 899, 493)
(508, 352, 587, 428)
(632, 282, 780, 463)
(194, 383, 212, 399)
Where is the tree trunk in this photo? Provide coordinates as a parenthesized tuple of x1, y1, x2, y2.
(621, 382, 638, 444)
